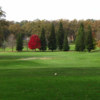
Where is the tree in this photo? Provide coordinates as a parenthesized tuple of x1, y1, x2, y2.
(48, 23, 57, 51)
(7, 34, 16, 52)
(24, 36, 29, 51)
(40, 28, 47, 51)
(63, 34, 70, 51)
(75, 23, 85, 51)
(0, 20, 9, 47)
(28, 34, 41, 50)
(85, 25, 95, 52)
(9, 24, 21, 36)
(2, 40, 7, 52)
(0, 7, 6, 46)
(16, 34, 23, 51)
(0, 7, 5, 19)
(97, 40, 100, 49)
(58, 22, 64, 50)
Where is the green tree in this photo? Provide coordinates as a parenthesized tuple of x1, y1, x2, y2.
(63, 34, 70, 51)
(0, 7, 6, 47)
(0, 20, 9, 48)
(16, 34, 23, 51)
(0, 7, 5, 19)
(58, 22, 64, 50)
(40, 28, 47, 51)
(75, 23, 85, 51)
(85, 25, 95, 52)
(48, 23, 57, 51)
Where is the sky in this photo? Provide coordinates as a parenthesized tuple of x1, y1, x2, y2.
(0, 0, 100, 22)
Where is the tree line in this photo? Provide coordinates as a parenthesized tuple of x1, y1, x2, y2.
(16, 22, 69, 52)
(0, 7, 98, 52)
(17, 22, 94, 52)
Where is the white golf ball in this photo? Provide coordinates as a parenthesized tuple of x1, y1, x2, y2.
(54, 73, 57, 76)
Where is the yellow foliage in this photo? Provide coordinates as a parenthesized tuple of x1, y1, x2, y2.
(97, 40, 100, 48)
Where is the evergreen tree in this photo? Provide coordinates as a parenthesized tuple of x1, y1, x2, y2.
(48, 23, 57, 51)
(40, 28, 47, 51)
(58, 22, 64, 50)
(63, 34, 70, 51)
(75, 23, 85, 51)
(85, 25, 95, 52)
(16, 34, 23, 51)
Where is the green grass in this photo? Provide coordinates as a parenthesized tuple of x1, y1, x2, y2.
(0, 44, 75, 52)
(0, 51, 100, 100)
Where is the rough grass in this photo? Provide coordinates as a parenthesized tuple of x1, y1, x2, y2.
(0, 51, 100, 100)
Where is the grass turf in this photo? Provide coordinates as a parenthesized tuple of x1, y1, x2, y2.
(0, 51, 100, 100)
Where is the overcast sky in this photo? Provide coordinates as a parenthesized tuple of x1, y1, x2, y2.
(0, 0, 100, 22)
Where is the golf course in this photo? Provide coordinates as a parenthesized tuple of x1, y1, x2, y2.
(1, 0, 100, 99)
(0, 51, 100, 100)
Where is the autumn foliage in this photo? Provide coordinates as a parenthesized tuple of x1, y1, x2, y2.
(97, 40, 100, 48)
(28, 34, 41, 50)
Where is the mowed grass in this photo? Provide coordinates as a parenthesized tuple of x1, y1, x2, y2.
(0, 51, 100, 100)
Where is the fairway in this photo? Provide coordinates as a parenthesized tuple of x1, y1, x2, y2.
(0, 52, 100, 100)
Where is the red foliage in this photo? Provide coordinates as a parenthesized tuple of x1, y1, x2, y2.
(28, 34, 41, 49)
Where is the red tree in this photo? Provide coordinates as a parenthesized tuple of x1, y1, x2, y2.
(28, 34, 41, 50)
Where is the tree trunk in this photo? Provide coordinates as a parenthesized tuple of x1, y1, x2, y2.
(12, 45, 13, 52)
